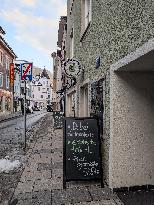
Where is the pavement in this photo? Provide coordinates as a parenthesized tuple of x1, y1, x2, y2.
(9, 116, 121, 205)
(0, 111, 21, 123)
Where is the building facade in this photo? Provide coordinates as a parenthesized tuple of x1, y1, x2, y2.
(0, 26, 16, 114)
(51, 16, 67, 111)
(65, 0, 154, 189)
(32, 68, 52, 108)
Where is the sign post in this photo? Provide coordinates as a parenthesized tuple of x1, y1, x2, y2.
(24, 80, 26, 149)
(21, 62, 33, 149)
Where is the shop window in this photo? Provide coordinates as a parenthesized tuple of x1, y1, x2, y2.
(0, 73, 3, 87)
(68, 91, 76, 117)
(90, 78, 104, 134)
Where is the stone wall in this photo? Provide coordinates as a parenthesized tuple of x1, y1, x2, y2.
(66, 0, 154, 184)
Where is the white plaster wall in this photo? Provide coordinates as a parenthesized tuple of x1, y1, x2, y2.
(110, 72, 154, 188)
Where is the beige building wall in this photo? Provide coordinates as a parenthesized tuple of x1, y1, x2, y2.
(109, 71, 154, 188)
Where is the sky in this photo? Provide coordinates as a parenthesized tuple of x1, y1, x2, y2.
(0, 0, 67, 73)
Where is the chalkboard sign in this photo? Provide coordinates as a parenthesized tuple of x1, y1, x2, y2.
(63, 117, 102, 184)
(53, 111, 64, 129)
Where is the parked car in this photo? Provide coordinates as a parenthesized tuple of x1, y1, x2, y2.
(33, 106, 40, 111)
(26, 105, 34, 114)
(46, 105, 53, 112)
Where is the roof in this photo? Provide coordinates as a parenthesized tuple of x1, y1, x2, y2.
(0, 26, 6, 35)
(41, 68, 50, 79)
(0, 35, 17, 58)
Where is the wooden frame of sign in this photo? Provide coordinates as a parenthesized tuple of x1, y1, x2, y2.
(63, 117, 103, 189)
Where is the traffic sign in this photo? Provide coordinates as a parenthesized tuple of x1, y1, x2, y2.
(21, 63, 33, 81)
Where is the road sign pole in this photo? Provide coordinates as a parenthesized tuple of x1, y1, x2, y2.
(24, 80, 27, 149)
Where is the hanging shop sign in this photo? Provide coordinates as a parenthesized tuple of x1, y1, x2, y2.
(10, 63, 14, 88)
(63, 59, 81, 78)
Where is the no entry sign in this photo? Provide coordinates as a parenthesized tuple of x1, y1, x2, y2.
(21, 63, 33, 81)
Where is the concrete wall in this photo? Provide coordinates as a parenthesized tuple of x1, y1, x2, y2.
(67, 0, 154, 184)
(110, 72, 154, 188)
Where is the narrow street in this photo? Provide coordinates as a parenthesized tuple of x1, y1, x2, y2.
(0, 110, 47, 158)
(0, 111, 48, 204)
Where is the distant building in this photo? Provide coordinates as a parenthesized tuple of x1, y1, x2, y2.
(51, 16, 67, 111)
(32, 68, 52, 108)
(0, 26, 16, 114)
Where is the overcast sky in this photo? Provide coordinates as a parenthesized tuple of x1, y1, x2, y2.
(0, 0, 67, 72)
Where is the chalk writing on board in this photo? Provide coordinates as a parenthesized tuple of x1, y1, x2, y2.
(64, 118, 102, 181)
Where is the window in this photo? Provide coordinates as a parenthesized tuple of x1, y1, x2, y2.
(6, 75, 9, 89)
(6, 56, 9, 70)
(85, 0, 92, 28)
(90, 79, 104, 134)
(48, 95, 50, 99)
(80, 85, 89, 117)
(0, 50, 3, 65)
(0, 73, 3, 87)
(41, 95, 43, 98)
(70, 28, 74, 58)
(81, 0, 92, 34)
(47, 88, 49, 91)
(38, 87, 40, 91)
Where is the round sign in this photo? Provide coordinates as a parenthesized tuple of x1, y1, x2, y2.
(63, 59, 81, 78)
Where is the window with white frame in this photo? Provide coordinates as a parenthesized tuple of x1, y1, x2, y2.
(6, 75, 9, 89)
(0, 73, 3, 87)
(81, 0, 92, 33)
(0, 50, 3, 65)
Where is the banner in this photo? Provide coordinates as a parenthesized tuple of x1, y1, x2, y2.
(10, 63, 14, 88)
